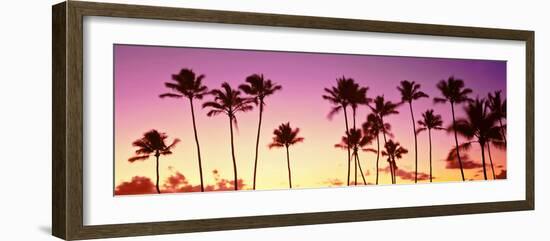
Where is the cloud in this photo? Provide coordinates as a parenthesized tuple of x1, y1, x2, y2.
(379, 167, 432, 181)
(114, 176, 157, 195)
(323, 178, 343, 187)
(209, 169, 246, 191)
(162, 172, 202, 193)
(115, 170, 247, 195)
(445, 154, 484, 170)
(495, 170, 507, 179)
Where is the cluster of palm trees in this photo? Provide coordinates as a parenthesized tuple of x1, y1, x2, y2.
(128, 68, 303, 193)
(324, 76, 506, 185)
(126, 67, 507, 194)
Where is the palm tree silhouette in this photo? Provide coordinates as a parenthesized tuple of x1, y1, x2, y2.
(486, 91, 507, 179)
(381, 140, 408, 183)
(349, 84, 369, 129)
(268, 122, 304, 189)
(335, 128, 371, 185)
(159, 68, 209, 192)
(453, 98, 502, 180)
(485, 139, 505, 179)
(368, 95, 400, 184)
(348, 83, 369, 184)
(128, 130, 180, 194)
(416, 109, 444, 182)
(434, 76, 472, 181)
(397, 80, 429, 183)
(487, 91, 507, 145)
(203, 82, 255, 190)
(361, 113, 391, 185)
(239, 74, 282, 190)
(323, 77, 358, 186)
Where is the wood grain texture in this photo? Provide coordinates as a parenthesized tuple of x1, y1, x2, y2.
(51, 1, 535, 240)
(52, 2, 67, 239)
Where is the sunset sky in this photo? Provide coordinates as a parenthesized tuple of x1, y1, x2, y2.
(114, 44, 507, 195)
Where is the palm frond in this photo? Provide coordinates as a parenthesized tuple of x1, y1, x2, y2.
(128, 155, 150, 162)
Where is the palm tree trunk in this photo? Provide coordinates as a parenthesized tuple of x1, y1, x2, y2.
(252, 100, 264, 190)
(499, 119, 507, 145)
(155, 154, 160, 194)
(229, 116, 238, 190)
(480, 142, 488, 180)
(375, 134, 380, 185)
(354, 150, 358, 185)
(353, 108, 357, 185)
(408, 102, 419, 183)
(380, 118, 394, 184)
(428, 129, 433, 183)
(451, 103, 466, 181)
(286, 146, 292, 189)
(355, 150, 367, 185)
(487, 143, 496, 179)
(343, 105, 351, 186)
(189, 98, 205, 192)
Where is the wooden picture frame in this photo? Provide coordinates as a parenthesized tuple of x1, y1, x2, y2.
(52, 1, 534, 240)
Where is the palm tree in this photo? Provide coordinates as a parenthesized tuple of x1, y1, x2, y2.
(487, 91, 507, 145)
(361, 113, 391, 185)
(348, 83, 369, 183)
(434, 76, 472, 181)
(381, 140, 408, 183)
(485, 135, 506, 179)
(239, 74, 282, 190)
(128, 130, 180, 194)
(397, 80, 429, 183)
(349, 84, 369, 129)
(486, 91, 507, 179)
(416, 109, 444, 182)
(335, 128, 371, 185)
(159, 68, 209, 192)
(323, 77, 358, 186)
(368, 95, 400, 184)
(268, 122, 304, 188)
(203, 82, 255, 190)
(453, 98, 502, 180)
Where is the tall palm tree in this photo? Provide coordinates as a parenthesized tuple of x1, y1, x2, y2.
(381, 140, 408, 184)
(487, 91, 507, 145)
(128, 130, 180, 194)
(268, 122, 304, 189)
(159, 68, 209, 192)
(349, 84, 369, 129)
(486, 91, 506, 179)
(485, 136, 505, 179)
(368, 95, 400, 184)
(416, 109, 444, 182)
(361, 113, 391, 185)
(434, 76, 472, 181)
(453, 98, 502, 180)
(323, 77, 358, 186)
(203, 82, 254, 190)
(397, 80, 429, 183)
(348, 83, 369, 183)
(335, 128, 371, 185)
(239, 74, 282, 190)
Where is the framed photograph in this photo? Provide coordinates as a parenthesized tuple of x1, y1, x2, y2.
(52, 1, 534, 240)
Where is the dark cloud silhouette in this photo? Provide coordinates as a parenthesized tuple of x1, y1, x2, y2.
(495, 170, 507, 179)
(379, 167, 432, 181)
(445, 154, 483, 169)
(114, 176, 157, 195)
(115, 170, 246, 195)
